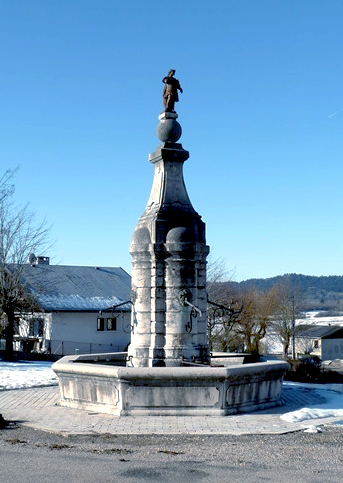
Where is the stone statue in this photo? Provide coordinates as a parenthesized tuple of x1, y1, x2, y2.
(162, 69, 183, 112)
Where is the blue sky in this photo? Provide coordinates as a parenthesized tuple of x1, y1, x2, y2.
(1, 1, 342, 281)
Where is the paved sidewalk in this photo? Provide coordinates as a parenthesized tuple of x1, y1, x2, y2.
(0, 384, 342, 435)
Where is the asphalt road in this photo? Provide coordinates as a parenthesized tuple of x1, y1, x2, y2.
(1, 425, 343, 482)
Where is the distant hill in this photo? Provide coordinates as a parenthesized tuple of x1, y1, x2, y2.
(220, 274, 343, 312)
(236, 274, 343, 293)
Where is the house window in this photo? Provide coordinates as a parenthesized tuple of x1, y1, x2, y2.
(107, 318, 117, 331)
(37, 319, 44, 337)
(28, 318, 44, 337)
(314, 340, 319, 349)
(97, 317, 104, 331)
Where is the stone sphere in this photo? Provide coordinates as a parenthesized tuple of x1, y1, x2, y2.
(166, 227, 192, 243)
(157, 119, 182, 142)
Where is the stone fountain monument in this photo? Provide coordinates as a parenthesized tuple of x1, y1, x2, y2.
(128, 69, 209, 368)
(52, 71, 289, 416)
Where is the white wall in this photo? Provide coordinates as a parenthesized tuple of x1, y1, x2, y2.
(322, 339, 343, 361)
(295, 338, 321, 357)
(49, 311, 132, 356)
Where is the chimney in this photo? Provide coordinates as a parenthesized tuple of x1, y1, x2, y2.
(36, 256, 50, 265)
(29, 253, 50, 266)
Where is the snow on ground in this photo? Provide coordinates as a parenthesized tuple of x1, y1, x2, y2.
(0, 361, 58, 390)
(281, 382, 343, 425)
(299, 311, 343, 326)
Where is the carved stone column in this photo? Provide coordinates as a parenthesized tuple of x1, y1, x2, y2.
(128, 112, 210, 367)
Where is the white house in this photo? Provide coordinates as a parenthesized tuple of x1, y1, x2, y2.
(295, 324, 343, 361)
(14, 256, 132, 356)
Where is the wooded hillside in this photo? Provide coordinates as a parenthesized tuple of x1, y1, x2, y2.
(221, 274, 343, 312)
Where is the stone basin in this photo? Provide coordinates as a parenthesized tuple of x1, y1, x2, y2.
(52, 354, 289, 416)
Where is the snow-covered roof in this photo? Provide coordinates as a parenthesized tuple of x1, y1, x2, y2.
(296, 324, 343, 339)
(20, 264, 131, 312)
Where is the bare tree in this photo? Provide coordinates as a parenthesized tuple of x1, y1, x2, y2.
(269, 282, 301, 359)
(208, 281, 278, 356)
(231, 288, 276, 356)
(207, 295, 244, 352)
(207, 255, 235, 286)
(0, 169, 50, 360)
(206, 257, 243, 352)
(206, 259, 271, 355)
(296, 337, 316, 356)
(207, 264, 304, 358)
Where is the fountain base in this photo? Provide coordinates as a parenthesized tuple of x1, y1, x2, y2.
(52, 354, 289, 416)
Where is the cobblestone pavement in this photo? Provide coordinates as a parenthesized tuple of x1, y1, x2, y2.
(1, 384, 342, 435)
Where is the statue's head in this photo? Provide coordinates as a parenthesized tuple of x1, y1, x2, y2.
(168, 69, 175, 77)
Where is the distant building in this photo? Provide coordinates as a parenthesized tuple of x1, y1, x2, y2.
(13, 256, 132, 356)
(295, 324, 343, 361)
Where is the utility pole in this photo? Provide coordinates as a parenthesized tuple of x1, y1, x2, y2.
(290, 295, 296, 359)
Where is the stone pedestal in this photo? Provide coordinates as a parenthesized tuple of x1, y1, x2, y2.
(128, 112, 210, 367)
(53, 355, 290, 416)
